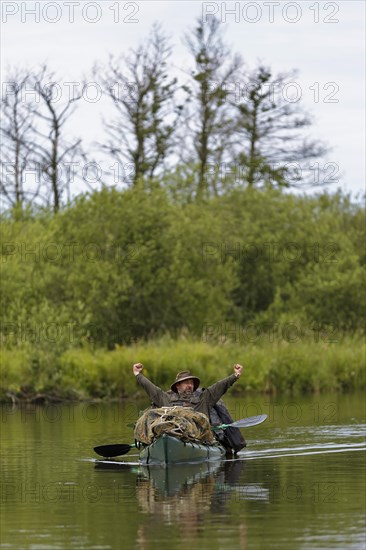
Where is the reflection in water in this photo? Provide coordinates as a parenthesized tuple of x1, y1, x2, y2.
(134, 460, 256, 547)
(137, 464, 217, 540)
(94, 458, 264, 546)
(138, 460, 222, 497)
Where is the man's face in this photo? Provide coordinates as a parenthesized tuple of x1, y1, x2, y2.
(176, 378, 194, 395)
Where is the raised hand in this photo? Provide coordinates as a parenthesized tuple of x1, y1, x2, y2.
(133, 363, 144, 376)
(233, 364, 243, 377)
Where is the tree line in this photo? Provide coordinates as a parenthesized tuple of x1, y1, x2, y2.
(1, 17, 328, 213)
(1, 186, 364, 353)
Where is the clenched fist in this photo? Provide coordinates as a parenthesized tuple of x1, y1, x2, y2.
(233, 364, 243, 378)
(133, 363, 144, 376)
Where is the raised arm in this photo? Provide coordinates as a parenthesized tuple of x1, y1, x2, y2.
(132, 363, 169, 407)
(204, 364, 244, 407)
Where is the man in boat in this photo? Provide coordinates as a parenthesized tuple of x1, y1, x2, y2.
(132, 363, 243, 420)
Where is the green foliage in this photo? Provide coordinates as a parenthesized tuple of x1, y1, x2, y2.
(0, 336, 364, 400)
(1, 185, 364, 399)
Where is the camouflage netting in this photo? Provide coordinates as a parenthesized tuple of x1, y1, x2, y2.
(134, 406, 216, 445)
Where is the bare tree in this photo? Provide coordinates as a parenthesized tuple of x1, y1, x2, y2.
(182, 17, 242, 199)
(97, 23, 179, 187)
(1, 66, 84, 214)
(29, 66, 83, 212)
(233, 66, 328, 188)
(0, 70, 38, 211)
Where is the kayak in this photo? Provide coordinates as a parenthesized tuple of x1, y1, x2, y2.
(138, 433, 226, 465)
(93, 414, 267, 462)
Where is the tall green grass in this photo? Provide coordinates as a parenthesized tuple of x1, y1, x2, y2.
(0, 335, 364, 401)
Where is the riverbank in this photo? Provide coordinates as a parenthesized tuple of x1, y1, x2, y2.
(1, 335, 364, 403)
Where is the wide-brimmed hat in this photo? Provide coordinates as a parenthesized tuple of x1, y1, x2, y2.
(170, 370, 200, 393)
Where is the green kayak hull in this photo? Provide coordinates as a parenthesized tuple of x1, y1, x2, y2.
(139, 434, 226, 465)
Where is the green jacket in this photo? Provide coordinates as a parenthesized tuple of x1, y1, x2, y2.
(135, 373, 238, 419)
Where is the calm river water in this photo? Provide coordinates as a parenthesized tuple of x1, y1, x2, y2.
(1, 392, 365, 549)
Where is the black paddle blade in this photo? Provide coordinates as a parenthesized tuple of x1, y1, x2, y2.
(93, 443, 134, 458)
(230, 414, 268, 428)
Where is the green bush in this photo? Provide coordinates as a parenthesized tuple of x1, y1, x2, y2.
(1, 186, 364, 400)
(1, 336, 364, 400)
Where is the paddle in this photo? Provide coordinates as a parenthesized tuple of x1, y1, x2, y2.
(212, 413, 268, 431)
(94, 414, 267, 458)
(94, 443, 136, 458)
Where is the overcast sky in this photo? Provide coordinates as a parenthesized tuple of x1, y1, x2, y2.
(1, 1, 365, 198)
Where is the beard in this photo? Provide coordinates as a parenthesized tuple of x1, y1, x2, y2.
(179, 388, 193, 397)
